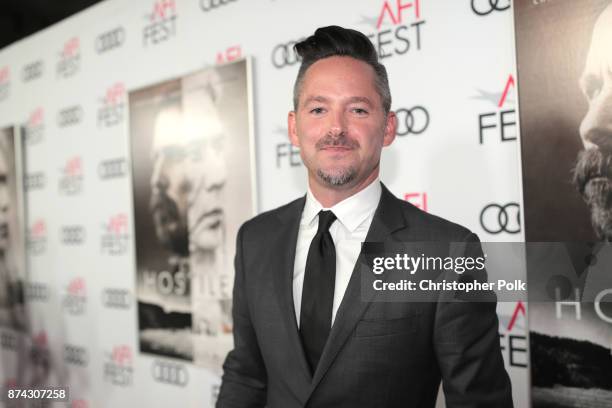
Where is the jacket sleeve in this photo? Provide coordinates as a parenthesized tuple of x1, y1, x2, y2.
(434, 232, 514, 408)
(216, 225, 267, 408)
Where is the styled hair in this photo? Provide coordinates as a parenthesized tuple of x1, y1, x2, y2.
(292, 25, 391, 113)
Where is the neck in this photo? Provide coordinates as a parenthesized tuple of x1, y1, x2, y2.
(309, 168, 379, 208)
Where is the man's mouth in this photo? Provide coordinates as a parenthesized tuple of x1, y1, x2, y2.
(190, 208, 223, 233)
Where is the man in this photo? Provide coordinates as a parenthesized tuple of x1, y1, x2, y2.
(217, 26, 512, 407)
(574, 3, 612, 241)
(147, 79, 232, 363)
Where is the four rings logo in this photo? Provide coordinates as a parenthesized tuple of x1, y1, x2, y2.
(25, 282, 49, 302)
(98, 157, 127, 180)
(22, 60, 44, 82)
(102, 288, 131, 309)
(0, 331, 17, 350)
(395, 106, 430, 136)
(270, 39, 303, 69)
(200, 0, 237, 12)
(479, 202, 520, 234)
(61, 225, 86, 245)
(96, 27, 126, 54)
(65, 344, 89, 366)
(25, 172, 46, 191)
(57, 105, 83, 127)
(471, 0, 510, 16)
(143, 0, 177, 46)
(152, 360, 189, 387)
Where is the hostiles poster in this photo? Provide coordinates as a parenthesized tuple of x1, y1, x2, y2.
(515, 1, 612, 406)
(129, 59, 255, 370)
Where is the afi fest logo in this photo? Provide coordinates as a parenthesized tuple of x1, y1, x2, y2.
(58, 156, 84, 195)
(98, 83, 125, 127)
(98, 157, 127, 180)
(27, 219, 47, 255)
(104, 345, 133, 386)
(63, 277, 87, 315)
(216, 45, 241, 65)
(56, 37, 80, 78)
(274, 126, 301, 168)
(143, 0, 177, 46)
(474, 74, 516, 144)
(152, 360, 189, 387)
(25, 171, 46, 192)
(404, 192, 427, 212)
(95, 26, 125, 54)
(31, 331, 51, 368)
(498, 301, 528, 368)
(21, 59, 44, 82)
(25, 107, 45, 145)
(471, 0, 510, 16)
(480, 202, 520, 234)
(0, 66, 9, 101)
(100, 213, 130, 255)
(359, 0, 425, 59)
(395, 105, 429, 136)
(200, 0, 237, 13)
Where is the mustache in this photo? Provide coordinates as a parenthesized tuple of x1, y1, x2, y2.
(315, 132, 359, 150)
(573, 148, 612, 196)
(150, 191, 180, 220)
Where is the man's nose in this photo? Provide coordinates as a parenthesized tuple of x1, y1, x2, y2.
(202, 147, 226, 191)
(150, 158, 169, 192)
(328, 109, 348, 136)
(580, 88, 612, 151)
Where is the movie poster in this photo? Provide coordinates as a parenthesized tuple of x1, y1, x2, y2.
(514, 1, 612, 406)
(130, 59, 255, 370)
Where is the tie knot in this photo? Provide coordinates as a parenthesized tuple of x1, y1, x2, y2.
(317, 210, 337, 233)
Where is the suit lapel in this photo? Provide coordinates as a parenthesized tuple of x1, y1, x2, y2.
(309, 184, 408, 393)
(271, 196, 313, 386)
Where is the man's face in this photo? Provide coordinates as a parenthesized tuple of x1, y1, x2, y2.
(574, 5, 612, 240)
(288, 56, 396, 190)
(150, 108, 226, 256)
(0, 151, 8, 252)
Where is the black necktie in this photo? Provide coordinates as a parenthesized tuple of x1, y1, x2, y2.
(300, 210, 337, 373)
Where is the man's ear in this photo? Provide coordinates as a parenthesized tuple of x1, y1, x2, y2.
(288, 111, 300, 147)
(383, 111, 397, 147)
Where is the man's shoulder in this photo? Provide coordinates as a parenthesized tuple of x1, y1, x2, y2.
(238, 195, 305, 239)
(390, 193, 474, 241)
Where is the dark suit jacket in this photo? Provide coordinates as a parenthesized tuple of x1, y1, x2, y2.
(217, 184, 513, 408)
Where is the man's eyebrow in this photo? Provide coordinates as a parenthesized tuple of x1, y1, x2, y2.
(347, 96, 373, 106)
(302, 95, 329, 105)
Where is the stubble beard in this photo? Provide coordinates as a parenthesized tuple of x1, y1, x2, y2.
(316, 166, 357, 187)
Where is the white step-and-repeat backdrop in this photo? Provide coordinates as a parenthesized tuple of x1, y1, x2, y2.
(0, 0, 526, 407)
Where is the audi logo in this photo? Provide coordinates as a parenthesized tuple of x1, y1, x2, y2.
(199, 0, 237, 12)
(95, 27, 125, 54)
(26, 282, 49, 301)
(479, 202, 520, 234)
(102, 288, 131, 309)
(471, 0, 510, 16)
(98, 158, 127, 180)
(21, 60, 43, 82)
(61, 225, 86, 245)
(1, 332, 17, 350)
(152, 360, 189, 386)
(65, 344, 89, 366)
(25, 172, 46, 191)
(271, 39, 303, 68)
(395, 106, 430, 136)
(57, 106, 83, 127)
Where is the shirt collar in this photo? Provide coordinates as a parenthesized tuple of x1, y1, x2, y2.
(302, 178, 382, 233)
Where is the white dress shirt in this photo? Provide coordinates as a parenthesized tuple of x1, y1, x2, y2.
(293, 179, 382, 327)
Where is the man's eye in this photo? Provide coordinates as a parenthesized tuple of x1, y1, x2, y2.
(310, 107, 325, 114)
(352, 108, 368, 115)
